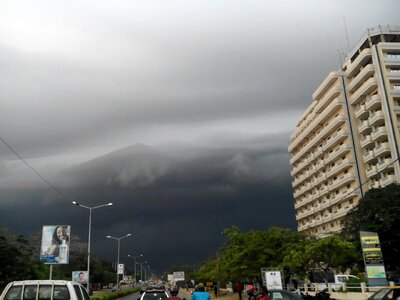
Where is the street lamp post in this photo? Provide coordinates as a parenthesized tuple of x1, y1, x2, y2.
(128, 254, 143, 285)
(107, 234, 132, 289)
(72, 201, 113, 292)
(137, 261, 147, 282)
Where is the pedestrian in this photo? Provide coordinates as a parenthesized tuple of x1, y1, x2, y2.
(236, 281, 243, 300)
(168, 286, 181, 300)
(245, 285, 256, 300)
(256, 286, 270, 300)
(191, 283, 210, 300)
(213, 285, 217, 298)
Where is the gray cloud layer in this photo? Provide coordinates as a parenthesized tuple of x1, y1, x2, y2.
(0, 0, 399, 272)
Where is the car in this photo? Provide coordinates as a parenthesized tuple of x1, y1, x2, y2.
(138, 289, 169, 300)
(140, 283, 150, 294)
(268, 290, 302, 300)
(0, 280, 89, 300)
(368, 287, 400, 300)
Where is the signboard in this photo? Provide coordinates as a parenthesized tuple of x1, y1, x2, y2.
(265, 271, 283, 290)
(173, 271, 185, 281)
(360, 231, 387, 285)
(366, 266, 386, 279)
(72, 271, 88, 285)
(118, 264, 125, 275)
(40, 225, 70, 264)
(167, 274, 174, 282)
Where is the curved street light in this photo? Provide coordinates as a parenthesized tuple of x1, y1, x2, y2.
(107, 233, 132, 288)
(72, 201, 113, 292)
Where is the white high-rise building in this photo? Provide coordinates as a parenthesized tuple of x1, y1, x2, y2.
(289, 26, 400, 237)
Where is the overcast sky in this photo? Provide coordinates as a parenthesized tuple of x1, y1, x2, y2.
(0, 0, 399, 274)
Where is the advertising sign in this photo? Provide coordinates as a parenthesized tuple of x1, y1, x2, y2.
(173, 271, 185, 281)
(366, 266, 386, 279)
(118, 264, 125, 275)
(360, 231, 387, 285)
(72, 271, 88, 285)
(265, 271, 283, 290)
(40, 225, 71, 264)
(167, 274, 174, 282)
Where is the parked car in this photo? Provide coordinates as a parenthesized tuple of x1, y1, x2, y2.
(368, 287, 400, 300)
(0, 280, 89, 300)
(268, 290, 302, 300)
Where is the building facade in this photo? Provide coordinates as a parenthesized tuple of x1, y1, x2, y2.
(289, 26, 400, 237)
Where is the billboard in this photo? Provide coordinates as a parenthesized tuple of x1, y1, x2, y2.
(360, 231, 387, 285)
(72, 271, 88, 285)
(265, 271, 283, 290)
(173, 271, 185, 281)
(40, 225, 70, 264)
(118, 264, 125, 275)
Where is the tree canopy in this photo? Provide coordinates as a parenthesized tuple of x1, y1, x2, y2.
(342, 183, 400, 273)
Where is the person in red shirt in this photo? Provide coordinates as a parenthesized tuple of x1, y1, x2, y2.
(236, 281, 243, 300)
(168, 286, 181, 300)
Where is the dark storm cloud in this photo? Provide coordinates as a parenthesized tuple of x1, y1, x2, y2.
(0, 135, 294, 271)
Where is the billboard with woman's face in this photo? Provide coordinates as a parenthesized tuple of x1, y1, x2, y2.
(40, 225, 70, 264)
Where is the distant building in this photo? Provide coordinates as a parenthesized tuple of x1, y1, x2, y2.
(289, 25, 400, 237)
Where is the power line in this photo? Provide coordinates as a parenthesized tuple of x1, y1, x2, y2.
(0, 136, 74, 201)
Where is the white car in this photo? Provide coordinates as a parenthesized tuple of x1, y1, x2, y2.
(0, 280, 89, 300)
(138, 288, 169, 300)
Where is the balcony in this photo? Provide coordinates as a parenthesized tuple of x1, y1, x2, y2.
(347, 48, 372, 77)
(294, 195, 314, 209)
(350, 77, 378, 105)
(313, 72, 339, 101)
(371, 127, 388, 142)
(381, 174, 397, 186)
(329, 174, 357, 191)
(374, 142, 391, 157)
(369, 180, 381, 189)
(387, 71, 400, 80)
(289, 99, 345, 153)
(290, 115, 347, 165)
(314, 87, 342, 113)
(366, 165, 378, 178)
(355, 104, 368, 119)
(368, 110, 385, 126)
(391, 88, 400, 98)
(363, 150, 375, 164)
(326, 158, 355, 179)
(358, 120, 371, 135)
(348, 64, 375, 93)
(341, 189, 361, 202)
(324, 144, 352, 166)
(377, 158, 393, 173)
(322, 131, 349, 152)
(365, 94, 381, 110)
(360, 135, 373, 148)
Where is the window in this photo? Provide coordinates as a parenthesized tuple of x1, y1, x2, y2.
(73, 286, 83, 300)
(81, 287, 89, 300)
(24, 286, 37, 300)
(38, 285, 52, 300)
(53, 286, 70, 300)
(388, 53, 400, 58)
(394, 85, 400, 91)
(4, 287, 22, 300)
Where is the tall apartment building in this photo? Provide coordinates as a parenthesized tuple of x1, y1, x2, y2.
(289, 25, 400, 237)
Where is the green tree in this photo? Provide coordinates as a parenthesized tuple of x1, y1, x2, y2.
(218, 226, 306, 282)
(304, 235, 359, 283)
(342, 183, 400, 273)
